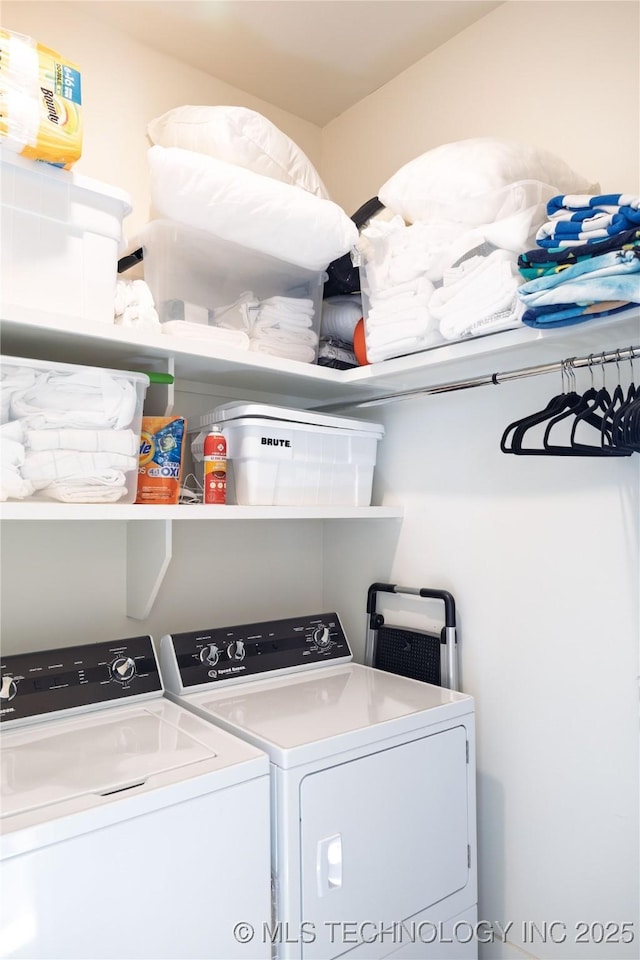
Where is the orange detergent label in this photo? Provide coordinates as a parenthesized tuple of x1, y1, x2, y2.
(135, 416, 186, 505)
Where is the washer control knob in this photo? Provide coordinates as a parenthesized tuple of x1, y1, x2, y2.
(227, 640, 246, 661)
(0, 674, 17, 702)
(111, 656, 136, 683)
(200, 644, 221, 667)
(313, 625, 332, 649)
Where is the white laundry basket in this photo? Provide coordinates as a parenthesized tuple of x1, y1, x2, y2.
(191, 402, 384, 506)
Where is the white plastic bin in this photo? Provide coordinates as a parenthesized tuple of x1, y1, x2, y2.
(0, 150, 131, 325)
(191, 402, 384, 507)
(0, 355, 149, 504)
(139, 220, 325, 362)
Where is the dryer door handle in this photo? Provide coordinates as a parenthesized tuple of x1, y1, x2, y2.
(316, 834, 342, 897)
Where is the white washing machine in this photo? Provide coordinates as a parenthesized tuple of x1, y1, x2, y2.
(160, 613, 477, 960)
(0, 635, 271, 960)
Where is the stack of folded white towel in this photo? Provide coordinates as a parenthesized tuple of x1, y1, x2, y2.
(250, 296, 317, 363)
(429, 242, 524, 341)
(211, 291, 318, 363)
(1, 365, 139, 503)
(114, 279, 161, 330)
(359, 215, 527, 362)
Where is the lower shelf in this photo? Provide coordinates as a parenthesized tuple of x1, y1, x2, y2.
(0, 503, 403, 520)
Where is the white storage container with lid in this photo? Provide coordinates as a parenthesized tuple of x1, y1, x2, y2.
(0, 150, 132, 326)
(191, 402, 384, 507)
(0, 354, 148, 504)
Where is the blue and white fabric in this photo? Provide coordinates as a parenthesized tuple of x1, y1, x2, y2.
(536, 193, 640, 248)
(517, 248, 640, 308)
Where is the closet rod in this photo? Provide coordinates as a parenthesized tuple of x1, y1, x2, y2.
(342, 343, 640, 410)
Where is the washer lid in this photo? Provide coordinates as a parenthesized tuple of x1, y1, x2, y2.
(1, 698, 263, 820)
(185, 662, 474, 768)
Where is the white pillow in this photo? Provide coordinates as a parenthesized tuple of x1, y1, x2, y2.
(379, 137, 598, 225)
(147, 146, 358, 272)
(148, 105, 329, 199)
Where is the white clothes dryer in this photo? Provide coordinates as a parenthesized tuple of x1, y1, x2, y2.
(160, 613, 477, 960)
(0, 635, 271, 960)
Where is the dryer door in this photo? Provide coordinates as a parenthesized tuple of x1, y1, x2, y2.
(299, 726, 470, 959)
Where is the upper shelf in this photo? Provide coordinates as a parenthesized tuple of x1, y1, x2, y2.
(2, 304, 638, 407)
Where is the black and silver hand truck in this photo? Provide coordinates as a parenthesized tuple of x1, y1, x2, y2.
(365, 582, 459, 691)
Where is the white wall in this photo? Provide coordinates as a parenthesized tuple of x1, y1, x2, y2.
(2, 1, 323, 239)
(321, 2, 640, 958)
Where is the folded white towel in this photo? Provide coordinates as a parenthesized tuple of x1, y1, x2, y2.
(249, 341, 316, 363)
(12, 370, 138, 431)
(251, 320, 319, 346)
(0, 432, 33, 500)
(366, 329, 443, 363)
(22, 450, 138, 484)
(0, 420, 25, 443)
(114, 279, 156, 313)
(161, 321, 250, 350)
(431, 250, 524, 341)
(26, 428, 139, 456)
(39, 472, 128, 503)
(366, 304, 434, 330)
(1, 436, 25, 470)
(1, 367, 37, 424)
(361, 217, 469, 288)
(114, 279, 160, 330)
(440, 298, 524, 341)
(256, 309, 314, 328)
(372, 276, 434, 303)
(0, 466, 34, 501)
(261, 296, 315, 315)
(117, 304, 161, 329)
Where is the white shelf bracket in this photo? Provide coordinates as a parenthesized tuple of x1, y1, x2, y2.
(126, 519, 173, 620)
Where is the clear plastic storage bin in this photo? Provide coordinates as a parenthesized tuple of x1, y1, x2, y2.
(0, 151, 131, 326)
(139, 220, 325, 362)
(191, 402, 384, 507)
(0, 355, 149, 504)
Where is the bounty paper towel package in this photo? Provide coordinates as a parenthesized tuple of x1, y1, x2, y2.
(0, 28, 83, 168)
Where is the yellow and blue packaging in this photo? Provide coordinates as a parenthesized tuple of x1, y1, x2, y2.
(136, 416, 187, 505)
(0, 28, 83, 168)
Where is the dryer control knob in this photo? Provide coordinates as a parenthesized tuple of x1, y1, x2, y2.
(111, 656, 136, 683)
(313, 625, 331, 649)
(0, 675, 17, 701)
(227, 640, 246, 661)
(200, 644, 221, 667)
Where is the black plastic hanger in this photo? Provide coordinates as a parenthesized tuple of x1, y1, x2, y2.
(608, 351, 638, 450)
(565, 353, 633, 456)
(510, 361, 586, 455)
(501, 361, 573, 454)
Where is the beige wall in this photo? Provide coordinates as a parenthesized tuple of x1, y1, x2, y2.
(2, 1, 323, 239)
(321, 0, 640, 212)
